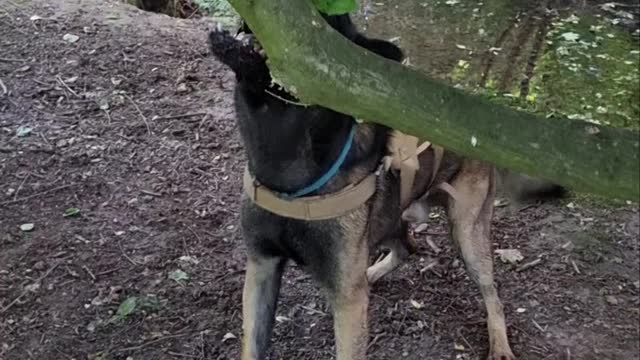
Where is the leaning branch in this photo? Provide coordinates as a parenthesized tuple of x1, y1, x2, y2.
(227, 0, 639, 200)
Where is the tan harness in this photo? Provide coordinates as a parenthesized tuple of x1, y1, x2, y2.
(243, 131, 444, 221)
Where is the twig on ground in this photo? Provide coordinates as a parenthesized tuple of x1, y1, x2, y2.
(0, 183, 75, 206)
(103, 109, 112, 125)
(13, 172, 30, 200)
(55, 75, 81, 98)
(154, 112, 208, 121)
(516, 258, 543, 272)
(1, 263, 60, 313)
(0, 57, 26, 63)
(123, 93, 152, 136)
(82, 265, 96, 281)
(532, 319, 547, 333)
(116, 333, 190, 352)
(571, 259, 581, 274)
(367, 332, 386, 351)
(425, 236, 442, 254)
(118, 240, 140, 266)
(0, 77, 7, 95)
(211, 269, 245, 283)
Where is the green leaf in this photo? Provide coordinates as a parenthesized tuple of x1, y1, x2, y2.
(312, 0, 357, 15)
(63, 207, 81, 218)
(19, 223, 35, 232)
(168, 269, 190, 284)
(109, 296, 138, 323)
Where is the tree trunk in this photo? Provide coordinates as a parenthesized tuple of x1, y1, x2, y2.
(225, 0, 639, 201)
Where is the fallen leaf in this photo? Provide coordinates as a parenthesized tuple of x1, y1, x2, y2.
(410, 299, 424, 310)
(178, 256, 200, 265)
(493, 198, 510, 207)
(168, 269, 189, 283)
(25, 282, 40, 292)
(222, 332, 236, 342)
(20, 223, 35, 232)
(605, 295, 619, 305)
(109, 296, 137, 323)
(16, 126, 33, 137)
(560, 32, 580, 41)
(495, 249, 524, 264)
(414, 223, 429, 233)
(63, 33, 80, 43)
(63, 207, 81, 218)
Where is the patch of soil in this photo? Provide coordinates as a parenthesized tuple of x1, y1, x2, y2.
(1, 1, 638, 360)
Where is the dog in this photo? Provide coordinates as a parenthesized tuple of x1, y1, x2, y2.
(208, 13, 563, 360)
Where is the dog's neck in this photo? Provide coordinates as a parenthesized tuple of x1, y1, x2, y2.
(235, 85, 388, 195)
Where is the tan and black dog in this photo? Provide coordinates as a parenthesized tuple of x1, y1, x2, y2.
(209, 13, 562, 360)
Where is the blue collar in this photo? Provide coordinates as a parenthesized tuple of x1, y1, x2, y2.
(284, 124, 357, 199)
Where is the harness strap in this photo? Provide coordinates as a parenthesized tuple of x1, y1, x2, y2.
(243, 168, 378, 221)
(388, 132, 445, 208)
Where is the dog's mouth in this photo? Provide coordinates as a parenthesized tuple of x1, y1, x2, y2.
(234, 29, 266, 58)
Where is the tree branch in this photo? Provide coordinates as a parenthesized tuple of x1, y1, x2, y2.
(227, 0, 639, 200)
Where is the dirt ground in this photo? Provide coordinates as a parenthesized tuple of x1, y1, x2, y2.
(1, 1, 638, 359)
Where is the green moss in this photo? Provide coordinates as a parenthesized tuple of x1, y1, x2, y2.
(530, 14, 639, 130)
(194, 0, 240, 27)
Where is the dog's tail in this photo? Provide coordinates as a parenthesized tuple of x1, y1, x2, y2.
(497, 169, 566, 203)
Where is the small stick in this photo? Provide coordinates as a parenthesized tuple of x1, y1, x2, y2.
(140, 189, 162, 197)
(118, 240, 140, 266)
(0, 77, 7, 95)
(82, 265, 96, 281)
(0, 183, 74, 206)
(13, 172, 30, 200)
(0, 57, 26, 63)
(123, 93, 152, 136)
(425, 237, 442, 254)
(532, 319, 547, 333)
(211, 269, 245, 283)
(167, 351, 198, 358)
(116, 333, 189, 352)
(55, 75, 80, 98)
(103, 109, 112, 125)
(2, 263, 59, 313)
(367, 332, 386, 351)
(571, 259, 581, 274)
(154, 112, 207, 121)
(516, 258, 543, 272)
(95, 268, 119, 277)
(264, 89, 309, 107)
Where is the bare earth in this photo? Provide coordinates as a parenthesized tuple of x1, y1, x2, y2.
(1, 1, 638, 359)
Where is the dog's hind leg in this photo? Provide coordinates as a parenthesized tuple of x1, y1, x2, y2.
(241, 255, 285, 360)
(447, 160, 515, 360)
(367, 222, 414, 284)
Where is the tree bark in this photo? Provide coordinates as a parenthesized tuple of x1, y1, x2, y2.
(227, 0, 639, 200)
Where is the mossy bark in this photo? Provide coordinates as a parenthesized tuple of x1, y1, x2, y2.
(227, 0, 639, 200)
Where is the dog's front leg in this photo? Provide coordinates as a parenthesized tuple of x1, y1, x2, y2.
(329, 235, 370, 360)
(241, 255, 285, 360)
(333, 273, 369, 360)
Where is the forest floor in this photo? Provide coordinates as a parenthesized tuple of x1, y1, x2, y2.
(1, 1, 638, 359)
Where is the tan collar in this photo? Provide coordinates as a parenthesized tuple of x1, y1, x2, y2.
(242, 130, 443, 221)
